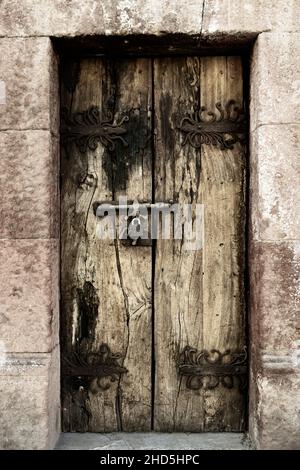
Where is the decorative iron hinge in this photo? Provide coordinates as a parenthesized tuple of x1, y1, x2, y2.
(178, 100, 247, 150)
(62, 343, 128, 392)
(178, 346, 247, 392)
(61, 106, 129, 153)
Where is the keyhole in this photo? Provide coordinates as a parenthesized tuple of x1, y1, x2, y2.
(132, 217, 141, 233)
(128, 216, 142, 242)
(129, 217, 141, 232)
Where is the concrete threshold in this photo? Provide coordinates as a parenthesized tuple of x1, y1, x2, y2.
(56, 432, 250, 450)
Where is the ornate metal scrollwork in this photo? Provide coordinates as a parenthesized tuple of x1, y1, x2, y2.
(178, 100, 247, 150)
(178, 346, 247, 392)
(61, 106, 129, 152)
(62, 343, 128, 393)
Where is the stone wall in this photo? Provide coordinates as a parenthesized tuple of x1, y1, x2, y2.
(0, 36, 60, 449)
(0, 0, 299, 449)
(249, 31, 300, 449)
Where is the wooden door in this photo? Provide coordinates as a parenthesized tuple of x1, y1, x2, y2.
(60, 55, 247, 432)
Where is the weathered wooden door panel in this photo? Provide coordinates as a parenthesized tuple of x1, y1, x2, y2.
(61, 55, 247, 433)
(61, 57, 153, 431)
(153, 56, 246, 431)
(153, 57, 205, 431)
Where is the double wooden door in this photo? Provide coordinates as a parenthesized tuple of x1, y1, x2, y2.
(60, 55, 247, 432)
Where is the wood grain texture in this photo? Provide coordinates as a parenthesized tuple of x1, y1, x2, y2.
(200, 56, 246, 431)
(153, 56, 246, 431)
(61, 55, 247, 433)
(61, 58, 152, 431)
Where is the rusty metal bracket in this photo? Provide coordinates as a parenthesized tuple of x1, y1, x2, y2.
(61, 106, 129, 153)
(178, 100, 247, 150)
(178, 346, 247, 392)
(62, 343, 128, 393)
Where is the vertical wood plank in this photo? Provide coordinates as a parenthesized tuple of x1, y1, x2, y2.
(111, 58, 152, 431)
(200, 56, 246, 431)
(61, 58, 152, 431)
(153, 57, 205, 431)
(153, 56, 246, 431)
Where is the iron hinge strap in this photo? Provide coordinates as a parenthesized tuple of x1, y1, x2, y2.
(178, 346, 248, 392)
(62, 343, 127, 392)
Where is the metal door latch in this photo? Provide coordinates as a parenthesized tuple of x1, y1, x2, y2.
(94, 201, 173, 246)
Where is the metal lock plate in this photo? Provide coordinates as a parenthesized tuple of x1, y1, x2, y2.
(94, 200, 173, 246)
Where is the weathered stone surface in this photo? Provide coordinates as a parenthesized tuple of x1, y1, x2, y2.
(56, 432, 248, 450)
(0, 348, 60, 449)
(251, 33, 300, 131)
(0, 0, 105, 36)
(249, 240, 300, 449)
(0, 239, 59, 353)
(250, 241, 300, 352)
(0, 38, 59, 132)
(250, 125, 300, 241)
(248, 361, 260, 449)
(1, 0, 299, 38)
(0, 131, 59, 239)
(48, 347, 61, 449)
(103, 0, 203, 35)
(249, 35, 300, 449)
(203, 0, 300, 36)
(254, 371, 300, 449)
(49, 43, 60, 135)
(0, 0, 203, 36)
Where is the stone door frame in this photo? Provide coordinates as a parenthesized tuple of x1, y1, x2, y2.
(0, 1, 299, 450)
